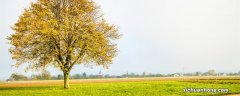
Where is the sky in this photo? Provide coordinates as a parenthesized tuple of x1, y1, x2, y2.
(1, 0, 240, 80)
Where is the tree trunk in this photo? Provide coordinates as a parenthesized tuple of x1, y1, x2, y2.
(64, 72, 70, 89)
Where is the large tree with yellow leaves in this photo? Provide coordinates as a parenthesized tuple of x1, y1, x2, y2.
(8, 0, 120, 89)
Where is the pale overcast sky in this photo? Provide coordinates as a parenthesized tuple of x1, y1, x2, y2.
(1, 0, 240, 80)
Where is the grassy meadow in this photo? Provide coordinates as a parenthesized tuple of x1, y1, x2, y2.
(0, 77, 239, 96)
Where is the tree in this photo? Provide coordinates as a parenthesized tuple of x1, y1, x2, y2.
(195, 72, 201, 76)
(72, 74, 81, 79)
(142, 72, 146, 77)
(41, 70, 52, 80)
(10, 73, 28, 81)
(30, 74, 42, 80)
(208, 69, 215, 76)
(57, 74, 64, 80)
(8, 0, 120, 89)
(82, 72, 87, 78)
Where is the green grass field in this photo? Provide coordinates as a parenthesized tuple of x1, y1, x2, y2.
(0, 77, 239, 96)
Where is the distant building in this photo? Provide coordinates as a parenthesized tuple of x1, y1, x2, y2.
(96, 70, 103, 78)
(173, 73, 183, 77)
(219, 73, 227, 76)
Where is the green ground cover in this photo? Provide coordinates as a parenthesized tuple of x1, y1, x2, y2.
(0, 78, 239, 96)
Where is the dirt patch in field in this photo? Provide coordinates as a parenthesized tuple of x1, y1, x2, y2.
(225, 94, 240, 96)
(0, 76, 239, 87)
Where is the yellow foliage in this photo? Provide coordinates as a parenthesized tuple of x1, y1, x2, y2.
(8, 0, 120, 74)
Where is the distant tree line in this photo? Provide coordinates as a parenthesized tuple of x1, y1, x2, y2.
(7, 71, 88, 81)
(6, 70, 240, 81)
